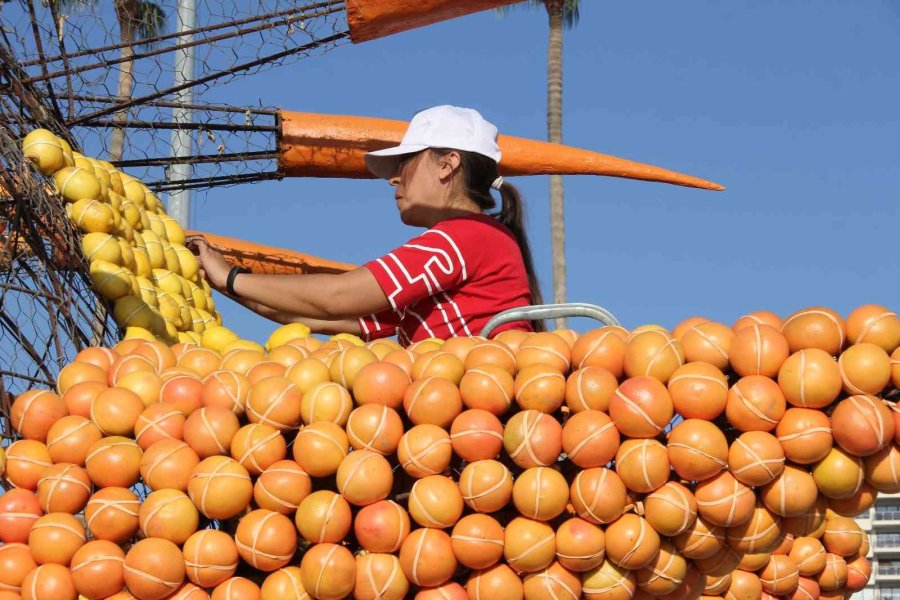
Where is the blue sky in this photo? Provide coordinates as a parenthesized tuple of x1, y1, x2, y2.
(189, 0, 899, 343)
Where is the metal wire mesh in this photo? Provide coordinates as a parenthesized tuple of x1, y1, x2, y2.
(3, 0, 349, 191)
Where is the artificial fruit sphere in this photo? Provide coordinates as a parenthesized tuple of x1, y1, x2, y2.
(22, 128, 66, 175)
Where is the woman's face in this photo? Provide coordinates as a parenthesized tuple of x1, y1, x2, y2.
(390, 151, 454, 227)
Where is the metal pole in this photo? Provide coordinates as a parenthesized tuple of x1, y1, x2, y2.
(168, 0, 196, 227)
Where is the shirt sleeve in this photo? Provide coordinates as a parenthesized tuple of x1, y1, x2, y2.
(358, 309, 401, 342)
(364, 226, 469, 313)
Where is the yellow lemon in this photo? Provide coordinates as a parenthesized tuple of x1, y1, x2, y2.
(70, 199, 114, 233)
(82, 232, 122, 264)
(107, 190, 124, 212)
(121, 199, 142, 228)
(122, 177, 147, 208)
(152, 268, 184, 296)
(56, 136, 76, 168)
(22, 129, 65, 175)
(135, 275, 159, 307)
(266, 323, 312, 350)
(147, 212, 168, 241)
(89, 260, 133, 300)
(222, 339, 266, 354)
(141, 230, 166, 269)
(161, 215, 186, 245)
(117, 238, 136, 271)
(113, 295, 155, 329)
(172, 244, 199, 281)
(162, 242, 181, 275)
(124, 326, 156, 341)
(189, 308, 207, 334)
(330, 333, 365, 346)
(178, 331, 202, 345)
(54, 166, 101, 202)
(201, 325, 240, 353)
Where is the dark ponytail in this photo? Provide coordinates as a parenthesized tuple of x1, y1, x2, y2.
(430, 148, 546, 332)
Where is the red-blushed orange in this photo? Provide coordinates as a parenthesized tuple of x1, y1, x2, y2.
(345, 404, 404, 456)
(458, 459, 513, 514)
(61, 380, 107, 418)
(160, 373, 205, 416)
(0, 542, 37, 594)
(20, 563, 77, 600)
(449, 408, 504, 462)
(782, 306, 846, 355)
(681, 321, 733, 370)
(776, 407, 833, 464)
(0, 489, 42, 544)
(569, 467, 627, 525)
(4, 439, 52, 490)
(187, 455, 252, 520)
(299, 543, 356, 600)
(135, 403, 185, 450)
(730, 324, 790, 377)
(230, 423, 286, 475)
(46, 415, 102, 465)
(466, 562, 526, 599)
(831, 394, 894, 456)
(253, 459, 311, 514)
(565, 366, 618, 413)
(397, 424, 452, 478)
(183, 405, 240, 458)
(123, 537, 185, 600)
(838, 342, 891, 395)
(728, 430, 785, 487)
(503, 409, 562, 468)
(554, 516, 605, 572)
(353, 553, 408, 600)
(139, 489, 198, 544)
(450, 513, 504, 569)
(201, 370, 250, 415)
(36, 463, 92, 514)
(140, 439, 200, 491)
(503, 516, 556, 573)
(400, 527, 458, 587)
(726, 375, 786, 432)
(235, 509, 296, 572)
(295, 490, 352, 544)
(458, 364, 514, 415)
(84, 487, 139, 543)
(293, 421, 348, 477)
(667, 418, 728, 482)
(354, 500, 411, 553)
(667, 362, 728, 420)
(336, 449, 393, 507)
(514, 364, 566, 413)
(177, 346, 222, 378)
(28, 512, 86, 565)
(84, 436, 142, 488)
(571, 327, 627, 377)
(644, 481, 697, 537)
(561, 409, 619, 468)
(70, 539, 125, 599)
(352, 361, 410, 409)
(11, 389, 67, 442)
(609, 376, 673, 438)
(182, 529, 238, 588)
(403, 376, 462, 428)
(816, 553, 848, 592)
(846, 555, 872, 592)
(846, 303, 900, 352)
(693, 470, 755, 527)
(760, 464, 819, 518)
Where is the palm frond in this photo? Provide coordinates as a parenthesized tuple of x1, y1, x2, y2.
(133, 0, 166, 45)
(494, 0, 581, 30)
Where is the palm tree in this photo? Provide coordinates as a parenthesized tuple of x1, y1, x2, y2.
(47, 0, 166, 162)
(108, 0, 166, 162)
(501, 1, 580, 328)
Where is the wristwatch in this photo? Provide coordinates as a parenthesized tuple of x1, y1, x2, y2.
(226, 266, 251, 297)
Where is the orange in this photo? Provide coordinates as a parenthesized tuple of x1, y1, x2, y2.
(85, 436, 142, 488)
(5, 439, 52, 490)
(183, 405, 240, 458)
(449, 408, 504, 462)
(201, 370, 250, 414)
(84, 487, 140, 543)
(667, 418, 728, 481)
(503, 516, 556, 573)
(182, 529, 239, 588)
(336, 450, 393, 507)
(345, 404, 404, 456)
(36, 463, 92, 514)
(254, 459, 311, 514)
(693, 470, 755, 527)
(615, 439, 670, 494)
(400, 529, 458, 587)
(643, 481, 697, 537)
(28, 512, 86, 565)
(569, 467, 627, 525)
(782, 306, 846, 355)
(846, 303, 900, 352)
(352, 361, 410, 409)
(0, 542, 37, 594)
(139, 489, 199, 544)
(398, 424, 452, 478)
(450, 513, 504, 570)
(354, 500, 411, 553)
(188, 456, 253, 520)
(561, 409, 619, 469)
(728, 430, 785, 487)
(210, 577, 261, 600)
(458, 459, 513, 514)
(46, 415, 102, 465)
(160, 374, 205, 416)
(570, 327, 627, 376)
(299, 543, 356, 600)
(514, 364, 566, 413)
(831, 394, 894, 456)
(411, 351, 465, 385)
(458, 365, 514, 415)
(667, 362, 728, 420)
(516, 332, 571, 374)
(730, 324, 790, 377)
(512, 466, 568, 521)
(177, 346, 222, 378)
(463, 340, 517, 376)
(580, 560, 635, 600)
(135, 403, 185, 450)
(759, 464, 819, 517)
(298, 381, 350, 427)
(20, 563, 77, 600)
(293, 421, 349, 477)
(61, 380, 107, 418)
(623, 330, 684, 383)
(123, 537, 185, 600)
(11, 389, 67, 442)
(295, 490, 352, 544)
(90, 386, 144, 436)
(726, 375, 786, 432)
(57, 361, 107, 395)
(403, 377, 462, 428)
(776, 407, 833, 464)
(565, 366, 618, 413)
(609, 376, 673, 438)
(230, 423, 287, 475)
(0, 489, 42, 544)
(235, 509, 296, 572)
(680, 321, 733, 370)
(554, 517, 606, 572)
(70, 539, 125, 599)
(503, 409, 562, 468)
(466, 563, 525, 599)
(354, 553, 408, 600)
(635, 540, 687, 596)
(330, 346, 378, 387)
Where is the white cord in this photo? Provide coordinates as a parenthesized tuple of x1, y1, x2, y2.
(491, 176, 504, 190)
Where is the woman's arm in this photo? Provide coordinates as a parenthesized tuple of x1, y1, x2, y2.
(190, 238, 392, 320)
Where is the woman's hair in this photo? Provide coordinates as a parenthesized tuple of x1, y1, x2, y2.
(430, 148, 545, 332)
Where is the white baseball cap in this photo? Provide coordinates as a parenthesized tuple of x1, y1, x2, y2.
(365, 105, 502, 179)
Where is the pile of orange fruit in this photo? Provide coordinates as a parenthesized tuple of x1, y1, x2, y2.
(1, 304, 898, 600)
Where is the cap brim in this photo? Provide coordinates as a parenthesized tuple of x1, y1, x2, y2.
(364, 144, 428, 179)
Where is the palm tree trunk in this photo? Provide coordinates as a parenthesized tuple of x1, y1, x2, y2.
(109, 0, 138, 162)
(545, 0, 566, 328)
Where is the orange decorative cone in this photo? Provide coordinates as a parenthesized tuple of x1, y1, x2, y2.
(279, 111, 724, 191)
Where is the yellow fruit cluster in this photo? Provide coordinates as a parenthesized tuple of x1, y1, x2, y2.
(21, 128, 222, 345)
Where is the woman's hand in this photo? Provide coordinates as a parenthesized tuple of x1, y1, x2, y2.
(186, 236, 231, 290)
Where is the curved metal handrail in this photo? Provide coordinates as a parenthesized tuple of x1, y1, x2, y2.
(479, 303, 622, 338)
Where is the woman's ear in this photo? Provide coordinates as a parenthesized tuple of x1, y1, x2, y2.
(437, 151, 462, 181)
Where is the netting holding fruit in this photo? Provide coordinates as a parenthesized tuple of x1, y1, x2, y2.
(1, 307, 898, 599)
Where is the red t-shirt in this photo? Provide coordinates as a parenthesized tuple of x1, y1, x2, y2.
(359, 214, 534, 346)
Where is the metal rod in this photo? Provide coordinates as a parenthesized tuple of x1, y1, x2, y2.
(168, 0, 197, 227)
(148, 171, 283, 192)
(56, 94, 279, 115)
(20, 1, 344, 67)
(0, 370, 55, 387)
(66, 32, 348, 127)
(76, 119, 278, 132)
(112, 150, 279, 168)
(21, 4, 345, 84)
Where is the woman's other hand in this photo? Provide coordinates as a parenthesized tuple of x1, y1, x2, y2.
(186, 236, 231, 290)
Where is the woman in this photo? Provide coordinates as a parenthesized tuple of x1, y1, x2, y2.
(190, 105, 543, 345)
